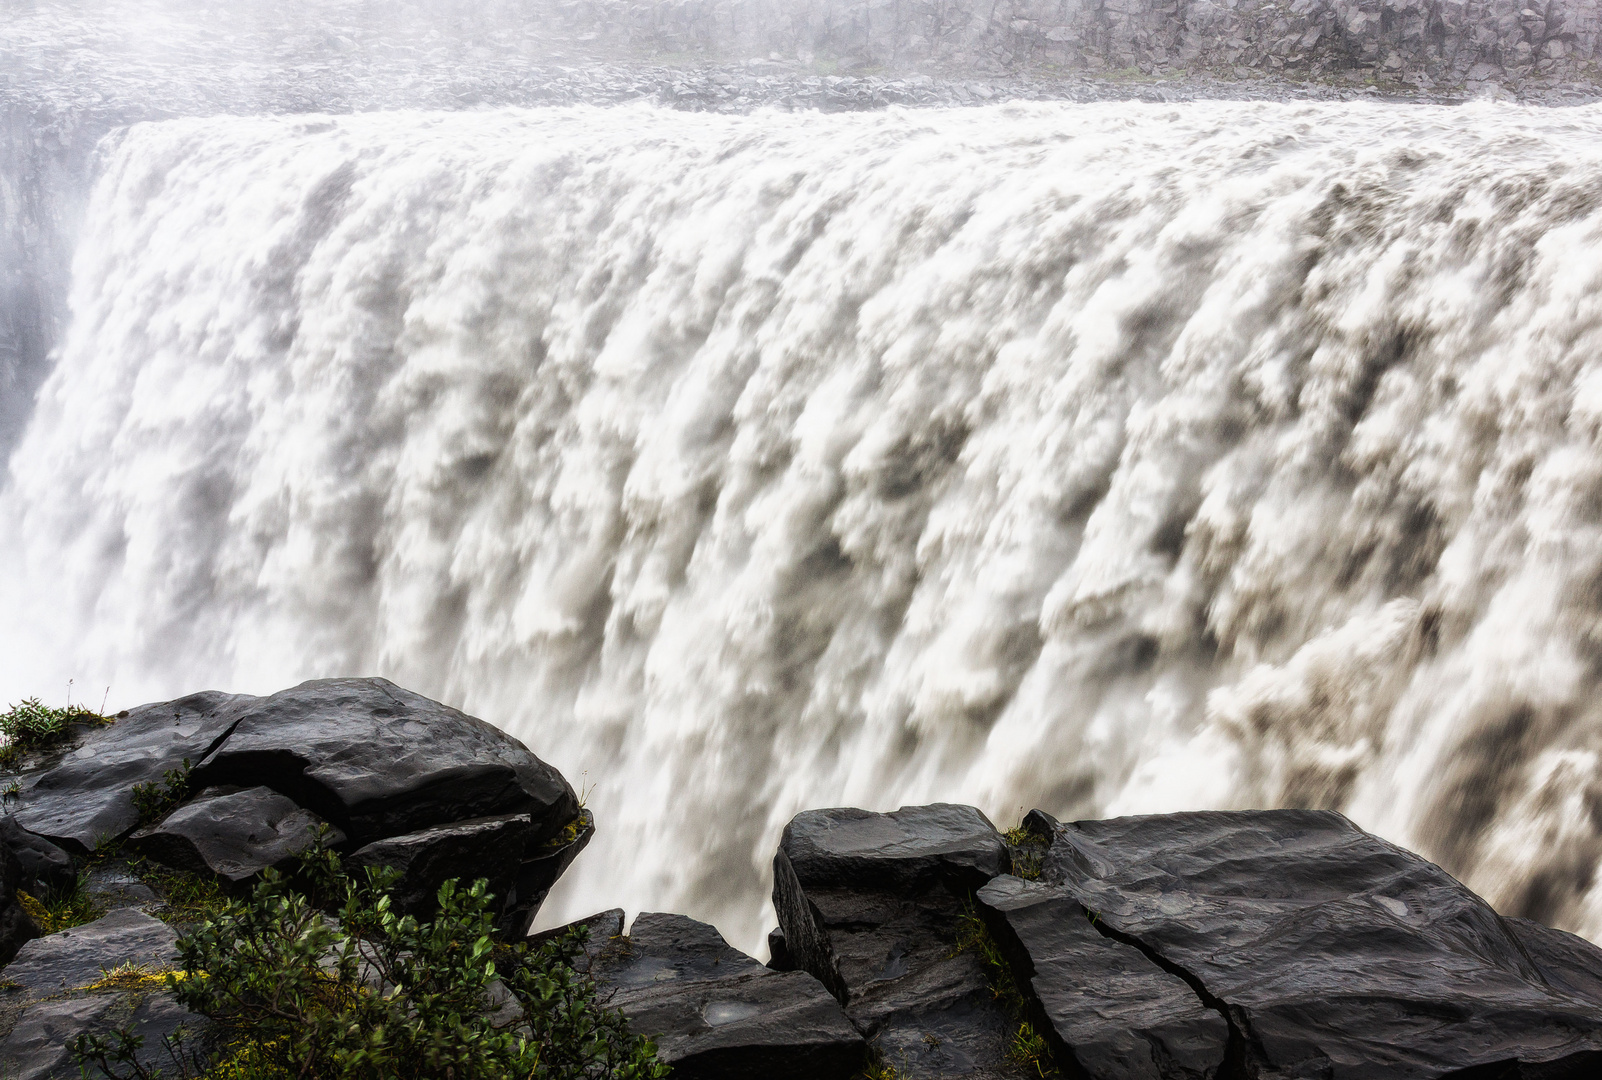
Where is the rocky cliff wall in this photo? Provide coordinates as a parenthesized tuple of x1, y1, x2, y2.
(549, 0, 1602, 86)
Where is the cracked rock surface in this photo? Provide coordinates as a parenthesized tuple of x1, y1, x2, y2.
(1026, 807, 1602, 1079)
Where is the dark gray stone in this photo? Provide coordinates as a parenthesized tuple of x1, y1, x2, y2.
(0, 817, 74, 898)
(592, 911, 864, 1080)
(0, 840, 37, 967)
(0, 994, 114, 1079)
(976, 874, 1226, 1080)
(346, 810, 535, 919)
(766, 928, 794, 971)
(129, 785, 342, 884)
(3, 908, 178, 997)
(501, 807, 595, 938)
(0, 991, 208, 1080)
(12, 691, 250, 853)
(1031, 808, 1602, 1080)
(773, 804, 1025, 1078)
(189, 678, 578, 846)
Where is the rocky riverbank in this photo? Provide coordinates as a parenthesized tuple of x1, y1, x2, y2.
(2, 678, 1602, 1078)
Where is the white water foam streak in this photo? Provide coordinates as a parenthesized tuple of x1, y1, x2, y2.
(7, 101, 1602, 949)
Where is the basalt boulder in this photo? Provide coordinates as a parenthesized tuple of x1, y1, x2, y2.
(1027, 808, 1602, 1080)
(188, 678, 578, 846)
(773, 803, 1025, 1078)
(591, 911, 865, 1080)
(128, 785, 343, 885)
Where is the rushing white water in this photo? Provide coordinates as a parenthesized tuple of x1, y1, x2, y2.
(6, 100, 1602, 950)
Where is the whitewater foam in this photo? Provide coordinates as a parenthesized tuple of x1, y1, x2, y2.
(6, 100, 1602, 948)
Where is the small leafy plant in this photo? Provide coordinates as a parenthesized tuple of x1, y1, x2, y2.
(131, 759, 193, 826)
(1002, 822, 1047, 882)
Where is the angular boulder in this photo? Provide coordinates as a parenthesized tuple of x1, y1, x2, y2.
(129, 786, 342, 884)
(346, 811, 535, 919)
(501, 807, 595, 937)
(188, 678, 578, 846)
(1029, 808, 1602, 1079)
(772, 804, 1025, 1078)
(3, 908, 178, 998)
(591, 911, 865, 1080)
(976, 874, 1226, 1080)
(0, 817, 75, 899)
(12, 691, 250, 853)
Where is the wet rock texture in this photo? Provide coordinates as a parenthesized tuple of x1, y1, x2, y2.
(590, 911, 866, 1079)
(773, 803, 1602, 1079)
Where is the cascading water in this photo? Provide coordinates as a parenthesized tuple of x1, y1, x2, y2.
(5, 100, 1602, 951)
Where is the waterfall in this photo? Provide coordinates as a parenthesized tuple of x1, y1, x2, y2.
(6, 100, 1602, 950)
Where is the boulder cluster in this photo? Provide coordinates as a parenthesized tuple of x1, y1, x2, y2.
(5, 678, 1602, 1080)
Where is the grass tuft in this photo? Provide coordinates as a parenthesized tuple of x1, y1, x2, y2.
(128, 857, 229, 924)
(953, 899, 1061, 1077)
(1003, 820, 1047, 882)
(0, 697, 109, 766)
(18, 873, 103, 934)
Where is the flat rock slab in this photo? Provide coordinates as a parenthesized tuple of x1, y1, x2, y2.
(773, 804, 1028, 1078)
(13, 691, 250, 853)
(0, 990, 207, 1080)
(977, 874, 1226, 1080)
(130, 785, 341, 884)
(592, 912, 864, 1080)
(779, 804, 1009, 892)
(4, 908, 178, 997)
(1031, 808, 1602, 1080)
(347, 811, 534, 919)
(189, 677, 577, 845)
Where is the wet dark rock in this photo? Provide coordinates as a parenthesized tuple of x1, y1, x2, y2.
(592, 911, 865, 1080)
(0, 981, 208, 1080)
(129, 785, 342, 885)
(773, 804, 1024, 1078)
(0, 841, 38, 967)
(189, 678, 578, 846)
(0, 817, 74, 899)
(12, 691, 249, 853)
(976, 874, 1227, 1080)
(501, 807, 595, 937)
(347, 810, 535, 920)
(0, 995, 114, 1080)
(3, 908, 177, 998)
(766, 927, 794, 971)
(1030, 807, 1602, 1080)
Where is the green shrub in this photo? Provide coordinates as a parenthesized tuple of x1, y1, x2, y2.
(73, 840, 669, 1080)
